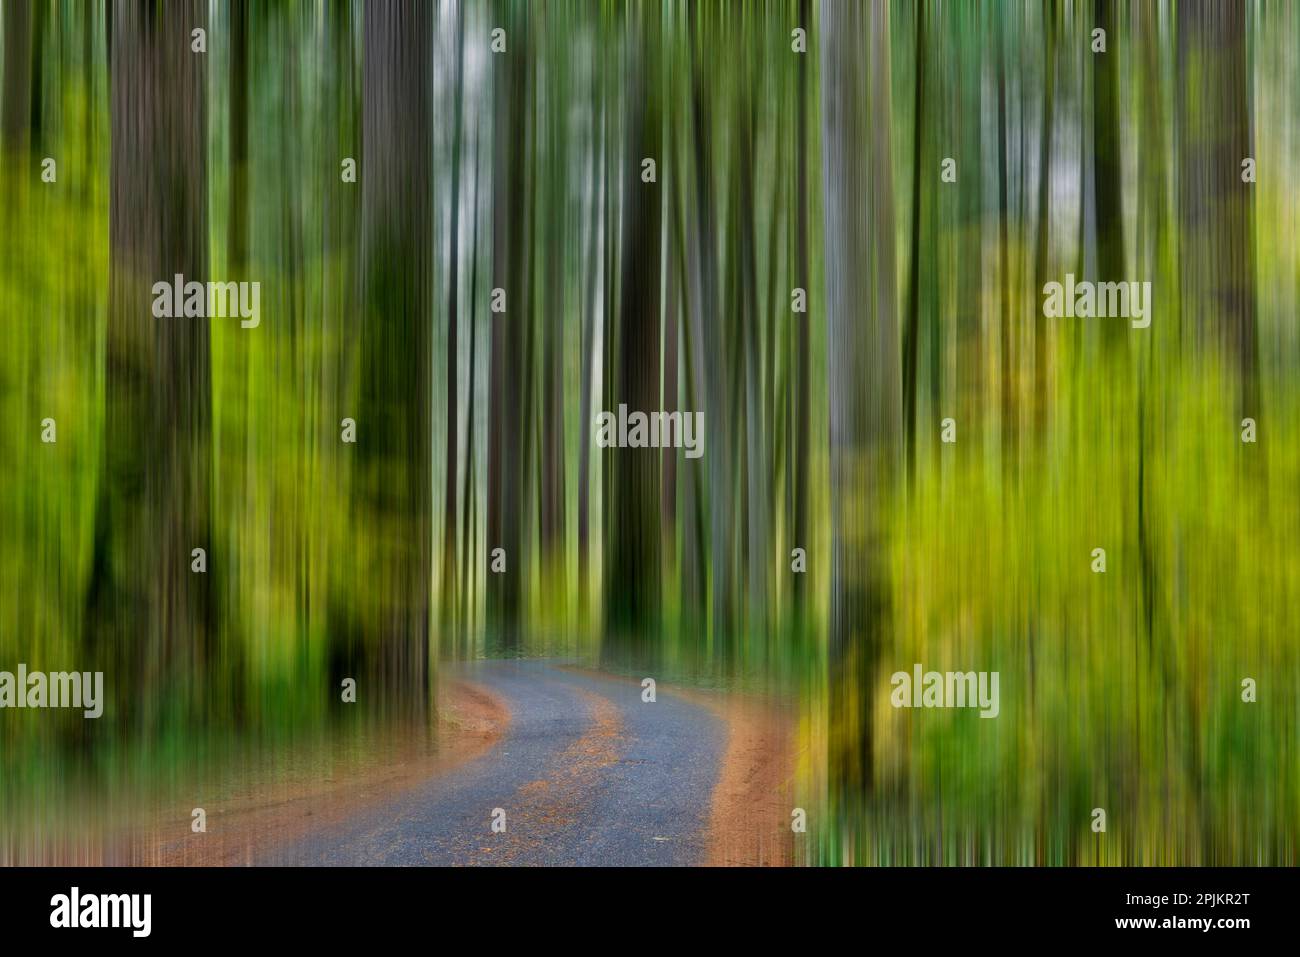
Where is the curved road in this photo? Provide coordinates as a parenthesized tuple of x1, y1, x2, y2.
(262, 660, 726, 866)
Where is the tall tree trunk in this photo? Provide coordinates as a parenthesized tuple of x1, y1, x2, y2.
(690, 13, 733, 655)
(354, 0, 433, 718)
(539, 10, 567, 576)
(903, 0, 926, 486)
(604, 9, 663, 659)
(577, 69, 603, 616)
(673, 60, 708, 631)
(323, 0, 361, 696)
(441, 0, 467, 629)
(996, 11, 1016, 477)
(1032, 1, 1057, 436)
(792, 0, 811, 622)
(740, 70, 769, 641)
(1, 0, 31, 156)
(1093, 0, 1126, 354)
(27, 0, 45, 153)
(661, 209, 679, 547)
(228, 0, 249, 284)
(820, 0, 900, 803)
(328, 1, 361, 404)
(90, 0, 211, 730)
(460, 119, 484, 658)
(955, 2, 984, 440)
(1178, 0, 1258, 415)
(222, 0, 251, 722)
(486, 1, 528, 651)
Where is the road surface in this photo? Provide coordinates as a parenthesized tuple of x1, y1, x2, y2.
(261, 659, 727, 866)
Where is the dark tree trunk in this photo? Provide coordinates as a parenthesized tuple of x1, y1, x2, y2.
(539, 12, 567, 572)
(354, 0, 433, 718)
(604, 11, 663, 659)
(27, 0, 46, 153)
(792, 0, 811, 622)
(1, 0, 31, 156)
(486, 1, 528, 651)
(1093, 0, 1126, 353)
(90, 0, 212, 730)
(903, 0, 926, 486)
(228, 0, 249, 276)
(1178, 0, 1258, 415)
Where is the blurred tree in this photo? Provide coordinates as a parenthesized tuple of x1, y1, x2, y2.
(792, 0, 812, 625)
(1, 0, 32, 178)
(1093, 0, 1126, 354)
(821, 0, 900, 800)
(690, 7, 734, 657)
(577, 52, 603, 615)
(903, 0, 927, 485)
(2, 0, 30, 153)
(487, 0, 528, 651)
(1033, 0, 1057, 434)
(539, 4, 567, 583)
(353, 0, 433, 718)
(90, 0, 212, 729)
(605, 6, 663, 658)
(1178, 0, 1259, 416)
(996, 6, 1016, 475)
(441, 0, 467, 629)
(460, 119, 484, 654)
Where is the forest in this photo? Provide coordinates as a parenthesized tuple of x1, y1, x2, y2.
(1, 0, 1298, 866)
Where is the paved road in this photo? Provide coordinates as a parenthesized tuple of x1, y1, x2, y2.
(262, 659, 726, 866)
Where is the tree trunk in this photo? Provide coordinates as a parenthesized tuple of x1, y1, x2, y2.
(604, 10, 663, 659)
(1093, 0, 1126, 354)
(90, 0, 211, 730)
(740, 76, 769, 641)
(486, 1, 528, 650)
(792, 0, 811, 622)
(354, 0, 433, 718)
(662, 213, 679, 549)
(690, 16, 733, 656)
(577, 70, 603, 616)
(1032, 2, 1057, 436)
(441, 1, 467, 629)
(459, 116, 485, 657)
(820, 0, 900, 802)
(1, 0, 31, 156)
(903, 1, 926, 486)
(539, 12, 568, 575)
(996, 12, 1016, 476)
(1178, 0, 1258, 415)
